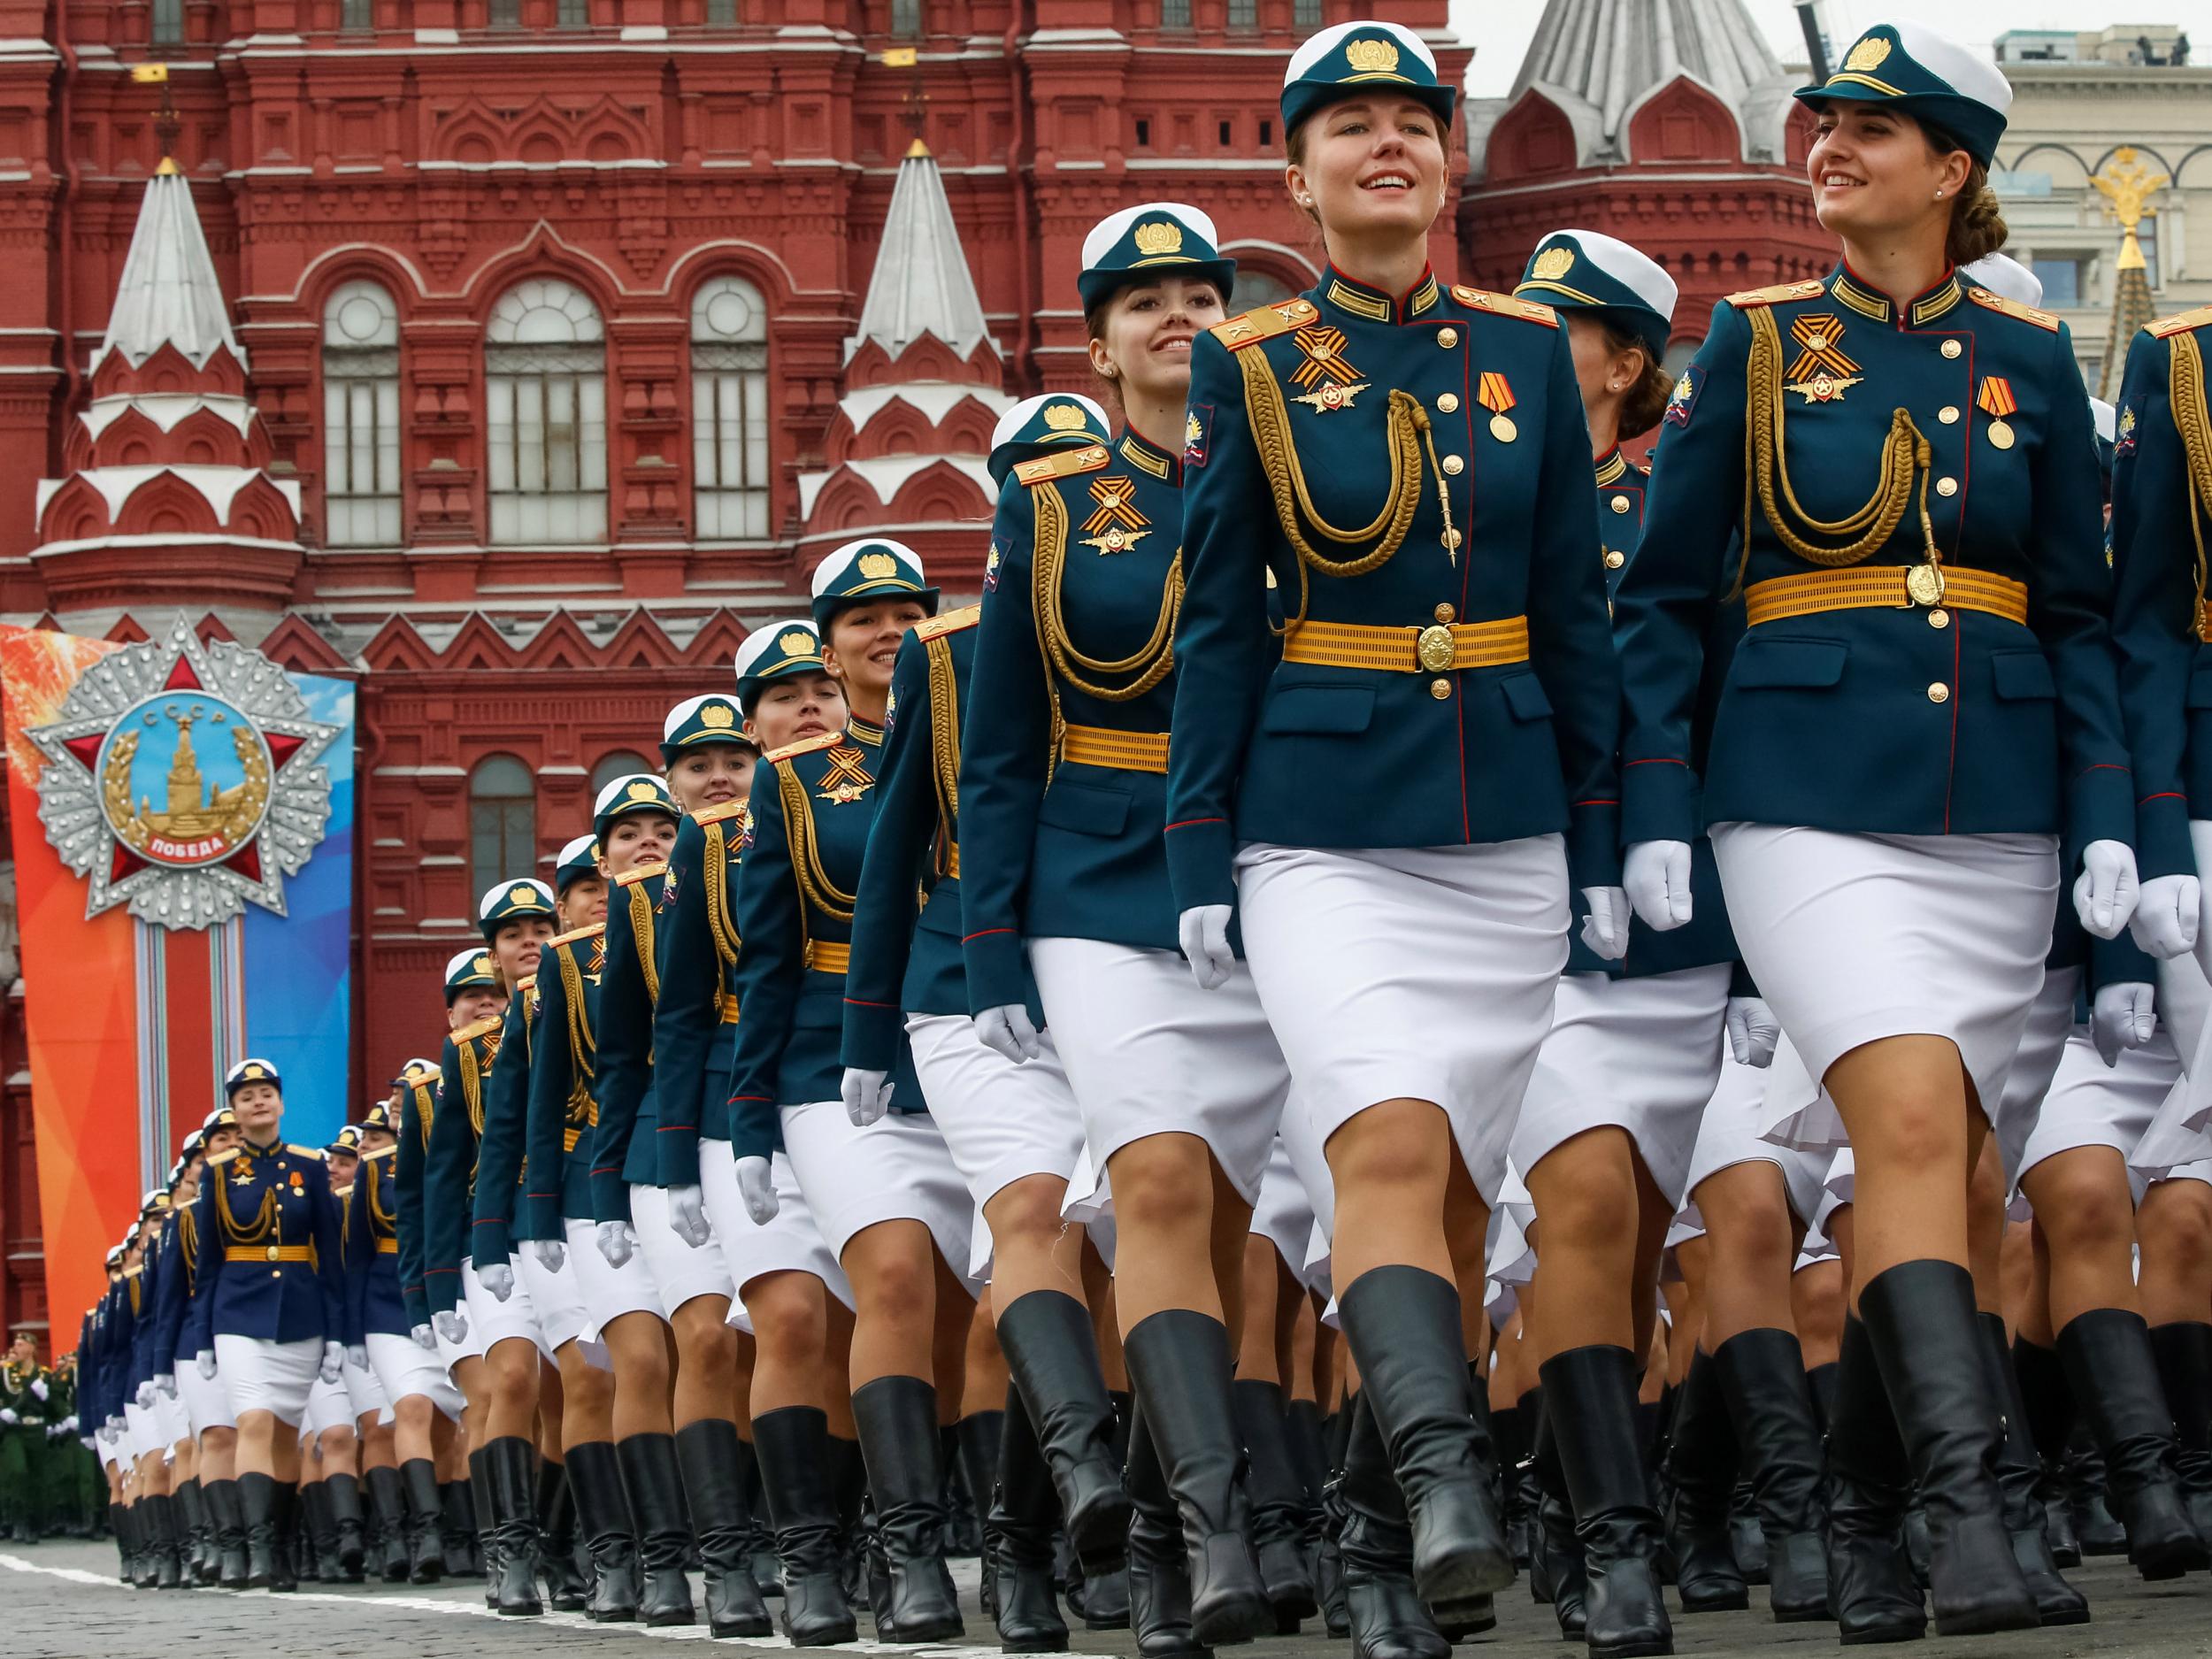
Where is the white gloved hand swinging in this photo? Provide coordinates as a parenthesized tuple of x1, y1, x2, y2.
(2091, 980, 2158, 1067)
(1177, 904, 1235, 991)
(1725, 997, 1780, 1068)
(2074, 839, 2141, 941)
(1578, 887, 1631, 961)
(841, 1067, 894, 1126)
(523, 1238, 566, 1272)
(973, 1005, 1042, 1065)
(736, 1156, 779, 1225)
(1624, 841, 1694, 932)
(319, 1341, 345, 1385)
(595, 1220, 636, 1270)
(196, 1349, 218, 1379)
(2131, 873, 2201, 960)
(476, 1260, 515, 1302)
(667, 1184, 711, 1248)
(433, 1308, 469, 1346)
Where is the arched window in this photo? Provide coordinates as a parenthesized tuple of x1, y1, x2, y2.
(690, 276, 771, 540)
(591, 750, 655, 795)
(486, 279, 608, 545)
(469, 754, 537, 897)
(1229, 269, 1296, 309)
(321, 280, 403, 546)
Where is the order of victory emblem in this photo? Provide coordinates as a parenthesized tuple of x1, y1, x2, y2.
(28, 618, 340, 928)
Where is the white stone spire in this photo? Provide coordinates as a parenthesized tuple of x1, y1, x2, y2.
(849, 139, 995, 364)
(95, 159, 242, 373)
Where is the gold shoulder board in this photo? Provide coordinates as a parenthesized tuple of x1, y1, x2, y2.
(693, 800, 749, 827)
(286, 1145, 325, 1159)
(764, 732, 844, 764)
(1724, 279, 1828, 310)
(549, 922, 606, 949)
(359, 1145, 395, 1164)
(204, 1148, 240, 1167)
(332, 1184, 353, 1201)
(914, 604, 982, 642)
(2150, 306, 2212, 340)
(1965, 287, 2060, 332)
(1014, 445, 1111, 488)
(513, 976, 535, 996)
(455, 1012, 505, 1041)
(1207, 297, 1320, 351)
(613, 859, 670, 888)
(1450, 286, 1560, 328)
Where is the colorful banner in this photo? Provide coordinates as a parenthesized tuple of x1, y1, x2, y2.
(0, 626, 354, 1335)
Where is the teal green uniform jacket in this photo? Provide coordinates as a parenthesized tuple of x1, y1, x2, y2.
(2109, 307, 2212, 880)
(1164, 272, 1624, 915)
(961, 426, 1201, 1014)
(422, 1018, 503, 1315)
(588, 864, 669, 1221)
(728, 718, 923, 1158)
(653, 807, 747, 1187)
(469, 985, 537, 1267)
(1615, 265, 2134, 856)
(527, 926, 603, 1234)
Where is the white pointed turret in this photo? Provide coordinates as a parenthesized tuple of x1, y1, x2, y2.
(94, 157, 242, 374)
(849, 139, 995, 365)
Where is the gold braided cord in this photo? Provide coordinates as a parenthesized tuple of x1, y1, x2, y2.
(218, 1183, 275, 1248)
(411, 1078, 434, 1149)
(1735, 305, 1934, 597)
(460, 1036, 486, 1140)
(775, 760, 856, 928)
(557, 941, 595, 1096)
(178, 1206, 197, 1277)
(2170, 333, 2212, 636)
(926, 634, 963, 826)
(368, 1158, 397, 1234)
(626, 881, 660, 1006)
(702, 820, 741, 980)
(1032, 484, 1184, 703)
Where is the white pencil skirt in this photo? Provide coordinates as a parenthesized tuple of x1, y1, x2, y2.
(365, 1331, 465, 1422)
(178, 1358, 235, 1434)
(1236, 836, 1569, 1203)
(123, 1399, 163, 1461)
(701, 1141, 853, 1327)
(1678, 1049, 1831, 1234)
(516, 1243, 593, 1356)
(1249, 1136, 1319, 1292)
(341, 1352, 392, 1425)
(1988, 966, 2088, 1199)
(462, 1256, 553, 1362)
(906, 1012, 1087, 1220)
(1716, 823, 2060, 1150)
(631, 1183, 736, 1317)
(782, 1102, 979, 1300)
(303, 1371, 355, 1437)
(215, 1333, 319, 1425)
(1511, 964, 1732, 1208)
(564, 1216, 667, 1341)
(1029, 937, 1289, 1209)
(1279, 1089, 1338, 1296)
(2018, 1025, 2185, 1205)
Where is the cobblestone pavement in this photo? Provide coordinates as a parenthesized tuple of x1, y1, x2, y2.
(5, 1540, 2210, 1657)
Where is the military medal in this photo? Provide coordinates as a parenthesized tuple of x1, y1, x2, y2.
(1079, 475, 1151, 555)
(1783, 314, 1863, 403)
(815, 744, 872, 805)
(1905, 563, 1946, 607)
(1478, 372, 1517, 442)
(1288, 325, 1368, 413)
(1978, 376, 2017, 450)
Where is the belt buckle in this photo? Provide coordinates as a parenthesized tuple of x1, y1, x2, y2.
(265, 1245, 280, 1263)
(1415, 623, 1456, 673)
(1904, 563, 1945, 608)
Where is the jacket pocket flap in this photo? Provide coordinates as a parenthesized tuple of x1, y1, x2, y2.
(1038, 780, 1131, 838)
(1732, 636, 1847, 689)
(1499, 672, 1554, 721)
(1990, 649, 2056, 701)
(1262, 684, 1375, 735)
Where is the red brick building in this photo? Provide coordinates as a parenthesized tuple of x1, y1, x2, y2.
(0, 0, 1813, 1346)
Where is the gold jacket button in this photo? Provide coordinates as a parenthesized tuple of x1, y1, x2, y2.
(1436, 327, 1459, 348)
(1429, 678, 1452, 700)
(1941, 340, 1962, 359)
(1928, 682, 1950, 703)
(1441, 454, 1464, 476)
(1936, 477, 1958, 497)
(1939, 406, 1960, 424)
(1610, 495, 1631, 513)
(1929, 609, 1950, 629)
(1434, 603, 1456, 623)
(1604, 550, 1626, 569)
(1437, 392, 1460, 413)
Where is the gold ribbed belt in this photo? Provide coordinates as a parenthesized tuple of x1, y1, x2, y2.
(375, 1237, 398, 1256)
(1746, 566, 2029, 627)
(563, 1127, 583, 1153)
(802, 941, 850, 974)
(226, 1245, 312, 1263)
(1280, 615, 1531, 673)
(1059, 725, 1171, 774)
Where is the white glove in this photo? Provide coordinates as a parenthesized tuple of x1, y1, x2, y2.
(63, 1414, 77, 1433)
(1624, 841, 1694, 931)
(29, 1378, 47, 1402)
(155, 1374, 175, 1400)
(134, 1381, 153, 1409)
(409, 1324, 437, 1351)
(1725, 996, 1780, 1068)
(319, 1341, 344, 1385)
(973, 1004, 1042, 1065)
(2074, 840, 2141, 941)
(434, 1308, 469, 1345)
(595, 1220, 636, 1269)
(523, 1238, 565, 1272)
(667, 1184, 711, 1248)
(736, 1156, 779, 1225)
(1177, 904, 1235, 991)
(196, 1350, 217, 1380)
(2131, 873, 2202, 960)
(0, 1408, 17, 1425)
(477, 1260, 515, 1302)
(2092, 979, 2158, 1067)
(841, 1068, 894, 1126)
(345, 1346, 368, 1371)
(1578, 887, 1631, 960)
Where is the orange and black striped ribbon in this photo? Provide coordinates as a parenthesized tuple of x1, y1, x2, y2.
(1784, 313, 1860, 383)
(1290, 326, 1361, 388)
(1084, 476, 1148, 534)
(1977, 376, 2018, 419)
(1478, 371, 1517, 415)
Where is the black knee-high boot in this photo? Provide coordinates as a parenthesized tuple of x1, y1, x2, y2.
(400, 1459, 444, 1584)
(365, 1464, 411, 1583)
(1539, 1346, 1671, 1659)
(1490, 1402, 1530, 1572)
(438, 1476, 478, 1578)
(2012, 1333, 2081, 1565)
(302, 1481, 342, 1583)
(567, 1440, 641, 1621)
(754, 1406, 857, 1646)
(1339, 1391, 1449, 1659)
(1125, 1400, 1209, 1659)
(1711, 1327, 1830, 1622)
(2151, 1320, 2212, 1540)
(990, 1386, 1071, 1653)
(675, 1417, 773, 1637)
(616, 1433, 696, 1626)
(173, 1478, 205, 1583)
(957, 1404, 1004, 1612)
(853, 1377, 964, 1642)
(1233, 1378, 1318, 1628)
(1824, 1314, 1924, 1644)
(1334, 1267, 1509, 1606)
(326, 1471, 367, 1580)
(737, 1434, 781, 1599)
(1285, 1394, 1331, 1586)
(483, 1436, 543, 1615)
(998, 1289, 1133, 1572)
(147, 1491, 183, 1589)
(205, 1477, 249, 1589)
(1123, 1309, 1269, 1646)
(1859, 1262, 2036, 1636)
(241, 1473, 281, 1589)
(2057, 1306, 2208, 1578)
(1531, 1402, 1588, 1637)
(469, 1447, 499, 1603)
(537, 1457, 588, 1611)
(1978, 1312, 2086, 1624)
(1661, 1348, 1746, 1614)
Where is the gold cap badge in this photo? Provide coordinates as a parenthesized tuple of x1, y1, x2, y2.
(1343, 35, 1402, 75)
(242, 1064, 266, 1080)
(1043, 402, 1088, 432)
(700, 701, 735, 728)
(856, 550, 899, 580)
(1532, 245, 1575, 282)
(472, 954, 495, 977)
(626, 780, 659, 803)
(1843, 34, 1892, 73)
(1133, 220, 1185, 257)
(508, 883, 543, 907)
(780, 629, 818, 657)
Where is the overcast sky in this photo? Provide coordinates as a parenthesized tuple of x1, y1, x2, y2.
(1451, 0, 2212, 96)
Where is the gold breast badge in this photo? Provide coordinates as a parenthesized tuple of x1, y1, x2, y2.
(1079, 476, 1151, 555)
(1288, 325, 1369, 413)
(815, 745, 873, 805)
(1783, 314, 1863, 403)
(1978, 376, 2017, 449)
